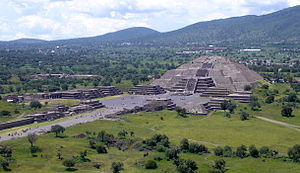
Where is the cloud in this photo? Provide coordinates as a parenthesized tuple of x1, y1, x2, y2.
(0, 0, 299, 40)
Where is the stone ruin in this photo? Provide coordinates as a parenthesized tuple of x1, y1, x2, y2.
(152, 55, 263, 103)
(4, 86, 123, 103)
(128, 85, 166, 95)
(0, 100, 105, 130)
(152, 55, 263, 92)
(116, 98, 176, 115)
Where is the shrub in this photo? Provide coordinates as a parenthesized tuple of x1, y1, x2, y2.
(213, 147, 224, 156)
(51, 125, 65, 137)
(281, 105, 293, 117)
(288, 144, 300, 162)
(223, 146, 233, 157)
(249, 145, 259, 158)
(240, 112, 249, 121)
(63, 159, 75, 169)
(145, 160, 157, 169)
(265, 96, 275, 104)
(29, 146, 40, 153)
(93, 162, 103, 169)
(212, 159, 226, 173)
(174, 159, 198, 173)
(165, 148, 179, 160)
(236, 145, 248, 158)
(96, 144, 107, 154)
(154, 157, 163, 161)
(111, 162, 124, 173)
(244, 85, 252, 91)
(0, 159, 10, 171)
(0, 110, 11, 117)
(259, 146, 278, 158)
(30, 101, 42, 109)
(188, 143, 208, 154)
(180, 138, 189, 152)
(287, 93, 298, 102)
(224, 112, 231, 118)
(261, 84, 269, 89)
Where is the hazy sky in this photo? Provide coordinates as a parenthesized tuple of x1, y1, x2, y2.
(0, 0, 299, 41)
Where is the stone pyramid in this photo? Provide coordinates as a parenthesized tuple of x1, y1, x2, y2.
(152, 55, 263, 91)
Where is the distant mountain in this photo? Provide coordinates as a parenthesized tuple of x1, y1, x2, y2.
(2, 5, 300, 47)
(92, 27, 160, 42)
(151, 5, 300, 45)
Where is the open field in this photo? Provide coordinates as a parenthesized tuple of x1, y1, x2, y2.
(1, 110, 299, 173)
(250, 83, 300, 126)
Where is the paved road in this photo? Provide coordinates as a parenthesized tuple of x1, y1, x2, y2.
(0, 93, 209, 142)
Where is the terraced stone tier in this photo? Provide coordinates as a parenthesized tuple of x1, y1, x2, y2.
(128, 85, 166, 95)
(152, 55, 263, 91)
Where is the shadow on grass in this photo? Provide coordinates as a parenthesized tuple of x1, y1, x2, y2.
(66, 168, 78, 172)
(3, 167, 12, 172)
(56, 135, 68, 138)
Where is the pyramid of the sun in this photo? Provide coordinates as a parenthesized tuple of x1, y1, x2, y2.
(152, 55, 263, 91)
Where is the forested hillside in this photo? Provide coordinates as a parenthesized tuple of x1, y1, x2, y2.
(1, 5, 300, 47)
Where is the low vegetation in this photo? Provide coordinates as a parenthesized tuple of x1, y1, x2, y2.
(0, 110, 299, 172)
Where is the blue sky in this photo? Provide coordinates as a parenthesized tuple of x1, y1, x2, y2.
(0, 0, 299, 41)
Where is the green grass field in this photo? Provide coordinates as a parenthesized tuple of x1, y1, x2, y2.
(250, 83, 300, 126)
(1, 110, 300, 173)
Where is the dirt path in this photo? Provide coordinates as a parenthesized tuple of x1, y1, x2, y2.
(255, 116, 300, 132)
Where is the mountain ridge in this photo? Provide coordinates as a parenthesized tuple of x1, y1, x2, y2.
(2, 5, 300, 46)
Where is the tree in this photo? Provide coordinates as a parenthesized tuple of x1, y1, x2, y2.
(30, 101, 42, 109)
(221, 100, 236, 113)
(180, 138, 189, 152)
(79, 150, 89, 162)
(249, 145, 259, 158)
(236, 145, 248, 158)
(265, 96, 275, 104)
(259, 146, 277, 158)
(227, 101, 237, 113)
(249, 96, 260, 110)
(118, 130, 128, 139)
(213, 147, 224, 156)
(281, 105, 293, 117)
(223, 146, 233, 157)
(188, 143, 207, 154)
(240, 111, 249, 121)
(212, 159, 226, 173)
(0, 159, 9, 171)
(27, 133, 37, 147)
(96, 144, 107, 154)
(0, 145, 12, 158)
(244, 85, 252, 91)
(221, 100, 228, 112)
(261, 84, 269, 90)
(224, 112, 231, 118)
(288, 144, 300, 162)
(61, 84, 68, 91)
(287, 93, 298, 102)
(51, 125, 65, 137)
(111, 162, 124, 173)
(165, 148, 179, 160)
(175, 107, 187, 118)
(174, 159, 198, 173)
(63, 159, 75, 170)
(0, 110, 11, 117)
(145, 160, 157, 169)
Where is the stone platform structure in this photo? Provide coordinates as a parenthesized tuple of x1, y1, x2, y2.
(4, 86, 123, 103)
(0, 100, 105, 130)
(128, 85, 166, 95)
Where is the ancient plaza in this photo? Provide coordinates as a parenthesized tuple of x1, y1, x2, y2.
(0, 55, 263, 136)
